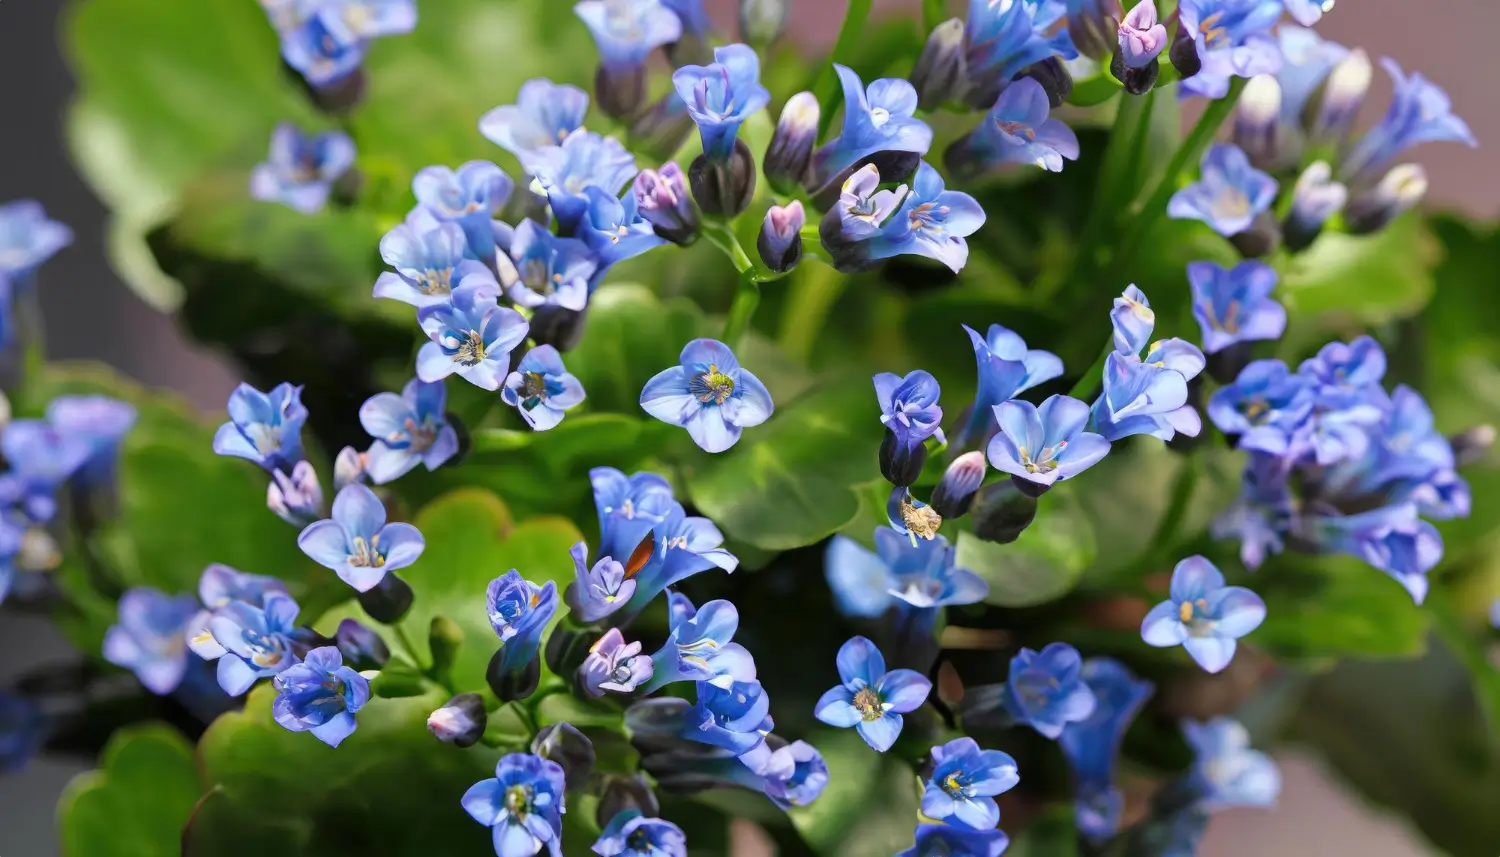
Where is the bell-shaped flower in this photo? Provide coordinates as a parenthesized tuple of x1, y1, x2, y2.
(486, 570, 559, 678)
(412, 161, 514, 262)
(574, 0, 683, 71)
(875, 370, 945, 454)
(812, 66, 933, 186)
(988, 395, 1111, 491)
(501, 220, 596, 312)
(1311, 503, 1442, 604)
(1167, 144, 1278, 237)
(479, 78, 590, 169)
(814, 635, 932, 752)
(581, 627, 654, 696)
(1182, 717, 1281, 811)
(644, 593, 756, 693)
(462, 752, 567, 857)
(1207, 360, 1314, 456)
(590, 467, 678, 562)
(819, 164, 909, 270)
(1002, 642, 1096, 739)
(824, 528, 985, 619)
(1141, 556, 1266, 673)
(754, 739, 830, 809)
(579, 186, 668, 271)
(673, 44, 771, 162)
(955, 323, 1063, 448)
(951, 77, 1079, 174)
(565, 541, 634, 623)
(1342, 59, 1476, 183)
(624, 505, 738, 614)
(920, 736, 1019, 830)
(1188, 260, 1285, 354)
(1058, 658, 1155, 842)
(685, 679, 774, 754)
(103, 588, 198, 695)
(0, 199, 72, 280)
(502, 346, 587, 432)
(297, 483, 426, 592)
(374, 217, 490, 308)
(267, 460, 324, 526)
(640, 338, 773, 453)
(250, 124, 355, 214)
(195, 591, 307, 695)
(868, 162, 986, 273)
(212, 382, 308, 474)
(896, 824, 1011, 857)
(529, 129, 639, 232)
(278, 10, 366, 87)
(962, 0, 1076, 102)
(1091, 286, 1206, 443)
(416, 275, 530, 391)
(359, 378, 459, 484)
(594, 811, 687, 857)
(271, 646, 369, 747)
(1177, 0, 1284, 100)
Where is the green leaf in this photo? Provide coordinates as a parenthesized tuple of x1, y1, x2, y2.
(788, 729, 918, 856)
(682, 377, 886, 551)
(1280, 214, 1437, 326)
(58, 724, 202, 857)
(1253, 555, 1430, 662)
(1426, 590, 1500, 749)
(957, 489, 1095, 608)
(185, 684, 499, 857)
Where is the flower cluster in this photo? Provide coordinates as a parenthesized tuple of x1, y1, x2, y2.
(260, 0, 416, 90)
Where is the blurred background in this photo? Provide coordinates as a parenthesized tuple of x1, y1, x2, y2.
(1, 0, 1496, 854)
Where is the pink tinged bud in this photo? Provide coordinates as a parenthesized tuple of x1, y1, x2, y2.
(931, 451, 988, 518)
(1117, 0, 1168, 68)
(427, 692, 486, 747)
(633, 161, 699, 245)
(758, 201, 805, 274)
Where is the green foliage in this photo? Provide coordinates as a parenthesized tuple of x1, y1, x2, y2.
(57, 724, 202, 857)
(958, 490, 1095, 608)
(1254, 556, 1430, 662)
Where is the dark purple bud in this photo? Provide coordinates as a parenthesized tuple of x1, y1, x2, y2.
(1169, 28, 1201, 80)
(1283, 161, 1347, 252)
(330, 167, 364, 208)
(529, 305, 589, 352)
(739, 0, 788, 47)
(1229, 212, 1282, 259)
(356, 573, 414, 624)
(287, 64, 367, 116)
(630, 93, 697, 162)
(532, 723, 597, 791)
(1233, 75, 1285, 170)
(594, 62, 646, 120)
(971, 481, 1038, 543)
(689, 138, 757, 216)
(596, 775, 661, 828)
(757, 202, 804, 274)
(1023, 58, 1073, 108)
(486, 645, 541, 702)
(931, 451, 987, 519)
(1066, 0, 1117, 60)
(634, 163, 700, 246)
(427, 692, 487, 748)
(335, 619, 390, 670)
(1345, 164, 1427, 235)
(1206, 341, 1253, 386)
(1451, 425, 1496, 466)
(1111, 53, 1160, 96)
(879, 430, 929, 487)
(544, 623, 597, 678)
(764, 92, 819, 195)
(428, 615, 463, 682)
(911, 19, 967, 111)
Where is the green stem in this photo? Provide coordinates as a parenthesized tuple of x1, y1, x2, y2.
(922, 0, 947, 33)
(721, 269, 763, 348)
(1067, 342, 1114, 400)
(509, 699, 540, 737)
(814, 0, 875, 140)
(392, 624, 428, 673)
(701, 219, 755, 274)
(777, 263, 846, 363)
(1150, 456, 1201, 558)
(1078, 89, 1157, 266)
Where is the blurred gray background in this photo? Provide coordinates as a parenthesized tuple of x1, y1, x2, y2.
(1, 0, 1495, 853)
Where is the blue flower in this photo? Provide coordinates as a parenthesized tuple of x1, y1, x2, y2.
(875, 370, 945, 454)
(955, 323, 1063, 448)
(1058, 658, 1154, 842)
(0, 692, 48, 773)
(479, 78, 590, 168)
(814, 635, 932, 752)
(1141, 556, 1266, 673)
(267, 460, 324, 526)
(1188, 260, 1286, 354)
(44, 395, 135, 487)
(279, 10, 366, 87)
(1299, 335, 1387, 393)
(685, 679, 774, 754)
(581, 627, 654, 696)
(1002, 642, 1096, 739)
(502, 220, 596, 311)
(988, 395, 1111, 490)
(640, 338, 773, 453)
(624, 504, 739, 614)
(486, 570, 559, 678)
(1167, 144, 1278, 237)
(1109, 284, 1155, 356)
(594, 811, 687, 857)
(212, 382, 308, 474)
(1274, 25, 1351, 124)
(896, 824, 1011, 857)
(590, 467, 678, 562)
(334, 446, 368, 490)
(319, 0, 418, 41)
(463, 752, 567, 857)
(1326, 385, 1466, 519)
(1283, 0, 1331, 25)
(1182, 717, 1280, 811)
(1119, 0, 1168, 68)
(868, 162, 986, 273)
(271, 646, 369, 747)
(298, 483, 426, 592)
(416, 276, 530, 391)
(822, 164, 910, 260)
(529, 130, 639, 232)
(1207, 360, 1313, 456)
(1091, 287, 1206, 443)
(1177, 0, 1284, 100)
(192, 591, 306, 696)
(565, 541, 634, 623)
(1295, 337, 1389, 464)
(1211, 452, 1294, 571)
(502, 346, 587, 432)
(102, 588, 198, 695)
(0, 419, 90, 508)
(1343, 59, 1476, 183)
(574, 0, 682, 71)
(824, 528, 986, 619)
(957, 76, 1080, 173)
(579, 187, 668, 271)
(673, 44, 771, 162)
(660, 0, 710, 34)
(921, 736, 1019, 829)
(373, 216, 490, 308)
(812, 66, 933, 185)
(359, 378, 459, 484)
(644, 593, 756, 693)
(963, 0, 1076, 100)
(755, 740, 830, 809)
(249, 124, 355, 214)
(633, 163, 699, 243)
(0, 200, 72, 280)
(1312, 503, 1442, 604)
(196, 563, 288, 610)
(413, 161, 514, 262)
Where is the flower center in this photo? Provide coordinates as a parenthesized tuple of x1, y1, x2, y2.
(852, 687, 884, 721)
(402, 416, 437, 452)
(522, 371, 549, 406)
(1241, 398, 1270, 423)
(415, 266, 454, 295)
(942, 772, 972, 798)
(1017, 442, 1065, 474)
(1180, 598, 1216, 634)
(1198, 10, 1228, 47)
(504, 784, 533, 820)
(349, 535, 385, 568)
(246, 422, 283, 457)
(627, 828, 656, 853)
(690, 365, 736, 405)
(454, 329, 488, 366)
(869, 107, 891, 128)
(520, 258, 555, 294)
(995, 119, 1036, 141)
(908, 201, 949, 235)
(1210, 186, 1252, 223)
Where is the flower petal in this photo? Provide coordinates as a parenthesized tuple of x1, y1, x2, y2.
(814, 686, 862, 728)
(298, 520, 350, 570)
(1183, 636, 1238, 674)
(855, 712, 903, 752)
(877, 668, 932, 713)
(836, 635, 885, 687)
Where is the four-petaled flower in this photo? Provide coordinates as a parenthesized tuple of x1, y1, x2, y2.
(501, 220, 597, 312)
(1182, 717, 1281, 811)
(416, 275, 530, 391)
(359, 378, 459, 483)
(870, 161, 986, 273)
(412, 161, 514, 262)
(641, 338, 773, 453)
(813, 66, 933, 186)
(1141, 556, 1266, 673)
(824, 528, 986, 620)
(479, 78, 591, 170)
(814, 635, 932, 752)
(0, 199, 72, 279)
(250, 124, 356, 214)
(503, 346, 587, 431)
(988, 395, 1112, 491)
(374, 216, 489, 308)
(673, 44, 771, 161)
(1206, 359, 1314, 456)
(1002, 642, 1097, 739)
(103, 588, 198, 695)
(529, 130, 640, 232)
(462, 752, 567, 857)
(212, 382, 309, 474)
(298, 483, 426, 592)
(644, 593, 756, 693)
(581, 627, 654, 696)
(191, 590, 308, 695)
(272, 646, 370, 747)
(592, 811, 687, 857)
(920, 736, 1020, 830)
(1167, 144, 1278, 237)
(1188, 260, 1286, 354)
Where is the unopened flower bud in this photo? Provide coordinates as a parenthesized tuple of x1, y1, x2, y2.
(1229, 211, 1282, 259)
(689, 138, 757, 217)
(267, 460, 324, 526)
(1345, 164, 1427, 235)
(1233, 75, 1284, 170)
(1283, 161, 1347, 252)
(594, 62, 646, 120)
(1117, 0, 1168, 69)
(879, 430, 928, 487)
(544, 623, 597, 678)
(597, 775, 661, 829)
(764, 92, 819, 195)
(1067, 0, 1117, 60)
(335, 618, 390, 670)
(486, 645, 542, 702)
(971, 481, 1039, 544)
(931, 452, 987, 518)
(427, 692, 487, 748)
(1111, 55, 1159, 96)
(1451, 425, 1496, 466)
(629, 92, 696, 162)
(1023, 58, 1073, 108)
(333, 446, 367, 490)
(529, 305, 589, 352)
(758, 202, 804, 274)
(1306, 48, 1371, 145)
(533, 723, 597, 791)
(634, 163, 699, 246)
(739, 0, 787, 47)
(1169, 28, 1201, 80)
(911, 19, 967, 111)
(356, 573, 414, 624)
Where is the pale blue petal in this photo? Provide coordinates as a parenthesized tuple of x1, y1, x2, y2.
(836, 636, 885, 687)
(814, 686, 862, 728)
